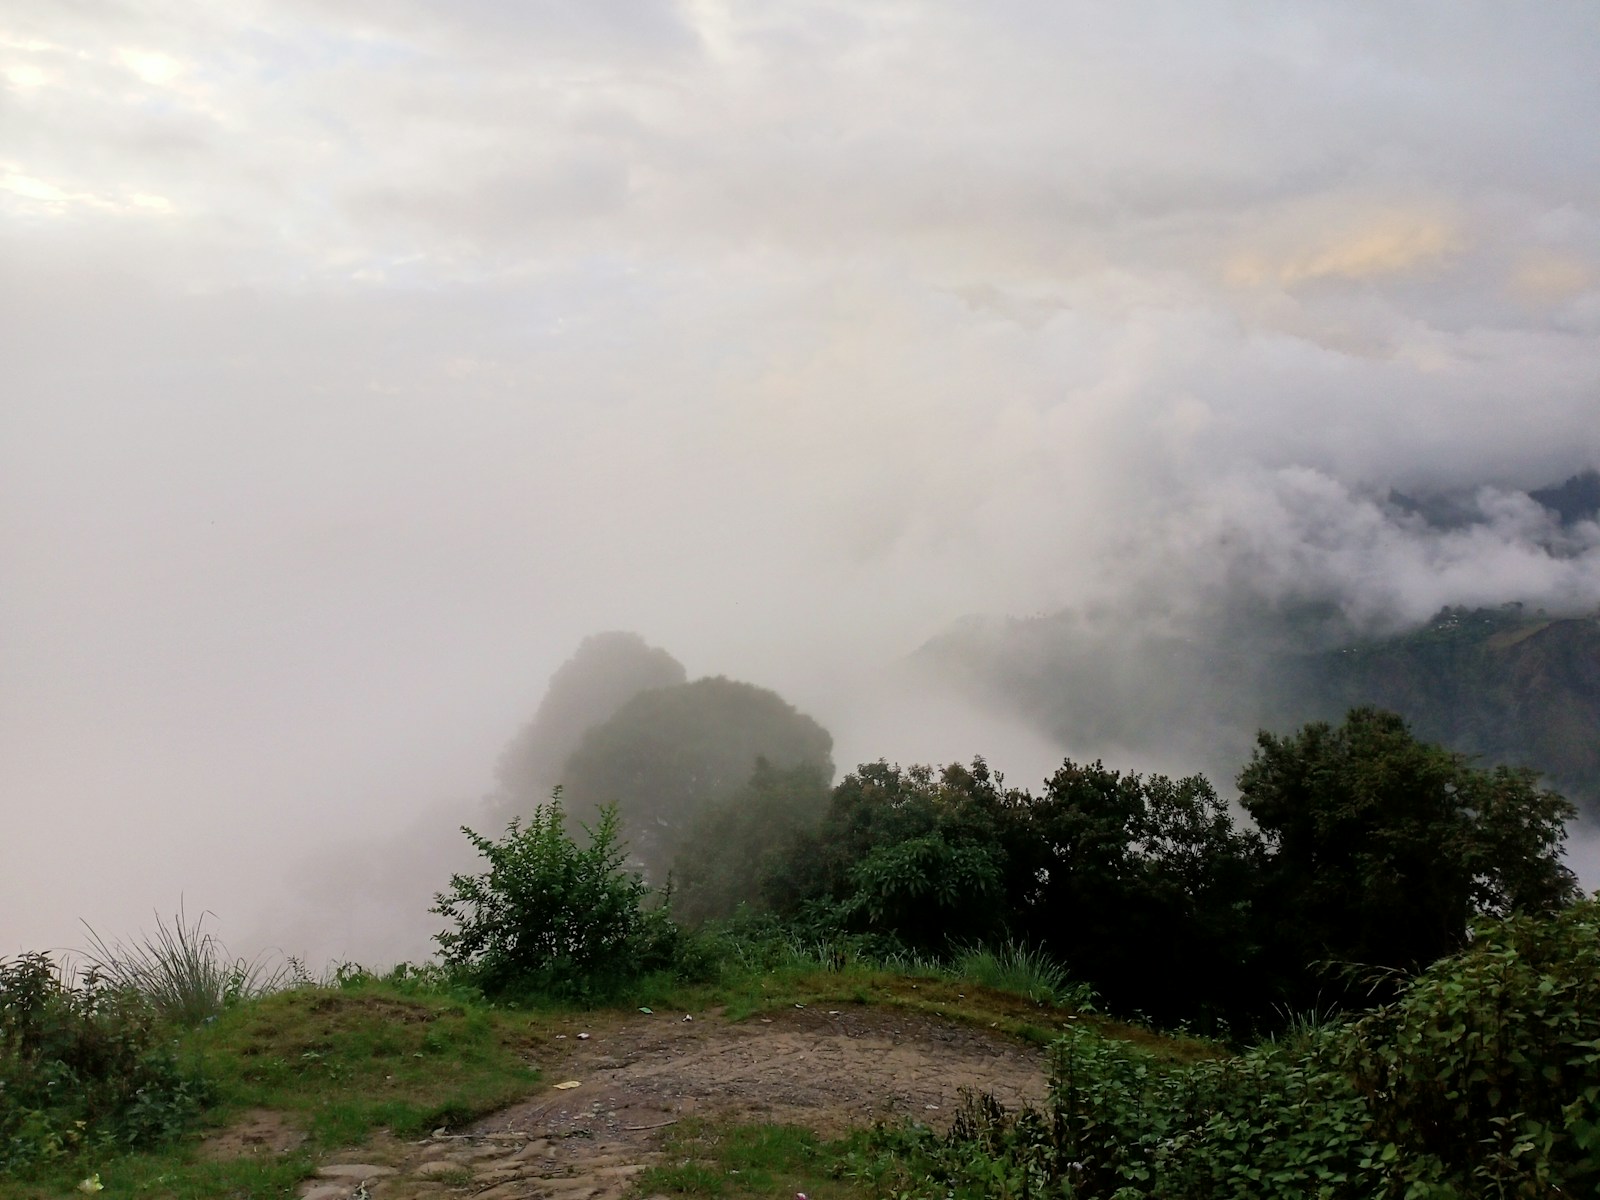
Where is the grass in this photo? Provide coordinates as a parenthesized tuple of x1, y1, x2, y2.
(0, 978, 547, 1199)
(195, 984, 546, 1145)
(3, 926, 1218, 1198)
(640, 1119, 870, 1200)
(951, 939, 1091, 1008)
(5, 1148, 315, 1200)
(79, 905, 293, 1026)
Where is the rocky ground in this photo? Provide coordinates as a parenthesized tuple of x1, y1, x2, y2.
(207, 1004, 1051, 1200)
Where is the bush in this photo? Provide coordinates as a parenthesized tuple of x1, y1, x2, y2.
(867, 899, 1600, 1198)
(0, 953, 208, 1172)
(431, 793, 680, 1001)
(1345, 896, 1600, 1197)
(952, 940, 1095, 1010)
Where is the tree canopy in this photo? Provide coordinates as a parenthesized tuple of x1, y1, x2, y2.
(493, 632, 686, 805)
(560, 676, 835, 880)
(1238, 706, 1577, 1006)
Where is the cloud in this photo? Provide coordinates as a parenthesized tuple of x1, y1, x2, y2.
(3, 1, 1599, 960)
(1230, 210, 1464, 287)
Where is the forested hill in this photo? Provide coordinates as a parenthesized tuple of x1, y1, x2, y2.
(1286, 608, 1600, 809)
(915, 606, 1600, 815)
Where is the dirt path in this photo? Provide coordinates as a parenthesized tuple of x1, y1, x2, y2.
(286, 1005, 1050, 1200)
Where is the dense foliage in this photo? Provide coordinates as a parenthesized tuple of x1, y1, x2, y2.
(672, 759, 833, 924)
(863, 898, 1600, 1199)
(431, 795, 681, 1000)
(739, 708, 1575, 1028)
(560, 675, 835, 879)
(0, 954, 207, 1171)
(1240, 706, 1577, 1008)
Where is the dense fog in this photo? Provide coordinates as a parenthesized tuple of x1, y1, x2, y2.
(3, 2, 1597, 966)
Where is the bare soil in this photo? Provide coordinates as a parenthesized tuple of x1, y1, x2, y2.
(218, 1004, 1051, 1200)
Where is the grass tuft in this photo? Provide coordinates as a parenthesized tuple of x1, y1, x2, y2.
(80, 903, 293, 1026)
(951, 939, 1094, 1009)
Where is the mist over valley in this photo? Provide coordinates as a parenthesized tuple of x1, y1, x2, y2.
(4, 3, 1599, 974)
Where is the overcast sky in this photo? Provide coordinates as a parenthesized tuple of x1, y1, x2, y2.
(4, 1, 1599, 961)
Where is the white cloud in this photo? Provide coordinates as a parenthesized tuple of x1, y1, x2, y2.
(3, 0, 1599, 961)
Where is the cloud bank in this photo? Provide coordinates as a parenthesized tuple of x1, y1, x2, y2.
(3, 1, 1598, 961)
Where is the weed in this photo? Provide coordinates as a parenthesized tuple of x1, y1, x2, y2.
(80, 904, 291, 1026)
(641, 1119, 867, 1200)
(0, 952, 209, 1173)
(952, 940, 1096, 1010)
(196, 985, 541, 1148)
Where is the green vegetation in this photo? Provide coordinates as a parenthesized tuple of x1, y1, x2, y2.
(734, 709, 1573, 1030)
(952, 940, 1093, 1009)
(1240, 706, 1577, 1010)
(673, 759, 834, 923)
(195, 980, 541, 1145)
(493, 630, 688, 807)
(559, 675, 835, 879)
(80, 904, 291, 1027)
(0, 954, 208, 1173)
(4, 702, 1592, 1197)
(642, 1121, 866, 1200)
(431, 794, 682, 1001)
(861, 897, 1600, 1199)
(1292, 606, 1600, 815)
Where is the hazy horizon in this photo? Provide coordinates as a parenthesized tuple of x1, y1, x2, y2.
(5, 2, 1598, 965)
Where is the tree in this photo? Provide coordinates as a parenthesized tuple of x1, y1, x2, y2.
(493, 632, 686, 805)
(1012, 761, 1263, 1022)
(559, 676, 834, 880)
(671, 759, 832, 924)
(767, 759, 1016, 953)
(1238, 706, 1577, 1007)
(762, 755, 1264, 1020)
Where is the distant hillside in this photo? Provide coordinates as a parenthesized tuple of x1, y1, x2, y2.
(1285, 608, 1600, 808)
(915, 606, 1600, 815)
(1531, 469, 1600, 526)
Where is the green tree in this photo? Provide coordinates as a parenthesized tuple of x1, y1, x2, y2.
(766, 757, 1263, 1021)
(559, 676, 834, 881)
(767, 759, 1016, 952)
(1014, 761, 1263, 1022)
(1239, 706, 1577, 1007)
(493, 631, 686, 806)
(671, 759, 832, 924)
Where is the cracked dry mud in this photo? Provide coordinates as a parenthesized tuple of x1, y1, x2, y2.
(225, 1005, 1051, 1200)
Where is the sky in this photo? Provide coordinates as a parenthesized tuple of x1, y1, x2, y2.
(4, 1, 1599, 963)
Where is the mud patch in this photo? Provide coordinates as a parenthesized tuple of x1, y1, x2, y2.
(200, 1107, 308, 1160)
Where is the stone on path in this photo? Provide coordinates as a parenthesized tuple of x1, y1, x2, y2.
(315, 1164, 398, 1180)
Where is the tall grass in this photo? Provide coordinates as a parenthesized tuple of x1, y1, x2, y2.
(952, 939, 1095, 1009)
(81, 905, 292, 1026)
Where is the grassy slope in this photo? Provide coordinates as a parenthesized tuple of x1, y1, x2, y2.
(3, 963, 1207, 1199)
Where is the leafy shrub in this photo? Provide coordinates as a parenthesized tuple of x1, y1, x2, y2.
(432, 793, 680, 1001)
(80, 904, 291, 1026)
(0, 953, 208, 1172)
(864, 899, 1600, 1199)
(1345, 896, 1600, 1197)
(881, 1025, 1368, 1199)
